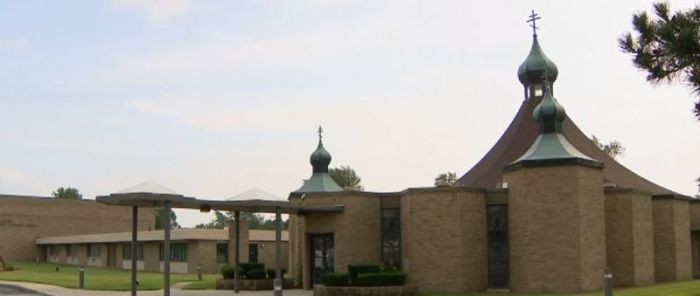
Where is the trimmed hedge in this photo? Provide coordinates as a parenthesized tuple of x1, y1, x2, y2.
(265, 268, 287, 279)
(240, 262, 265, 278)
(356, 272, 407, 286)
(246, 268, 267, 280)
(322, 272, 349, 287)
(347, 264, 380, 284)
(220, 265, 235, 279)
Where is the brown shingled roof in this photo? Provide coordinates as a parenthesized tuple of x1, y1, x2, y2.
(458, 96, 677, 196)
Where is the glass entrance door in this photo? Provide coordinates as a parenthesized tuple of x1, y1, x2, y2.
(310, 233, 334, 287)
(487, 205, 509, 289)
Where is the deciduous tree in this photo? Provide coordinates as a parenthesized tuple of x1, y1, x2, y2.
(434, 172, 458, 186)
(591, 135, 626, 160)
(52, 187, 82, 200)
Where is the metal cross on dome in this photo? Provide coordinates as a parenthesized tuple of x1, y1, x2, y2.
(318, 126, 323, 139)
(527, 10, 541, 36)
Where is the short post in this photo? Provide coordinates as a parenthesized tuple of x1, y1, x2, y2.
(604, 268, 613, 296)
(79, 266, 85, 289)
(197, 264, 202, 281)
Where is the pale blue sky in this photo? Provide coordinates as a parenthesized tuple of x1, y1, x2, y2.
(1, 0, 698, 227)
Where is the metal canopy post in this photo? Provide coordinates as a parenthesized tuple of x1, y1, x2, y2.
(163, 201, 171, 296)
(131, 206, 138, 296)
(274, 207, 283, 296)
(234, 211, 240, 294)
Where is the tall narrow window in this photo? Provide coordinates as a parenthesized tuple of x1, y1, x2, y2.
(89, 244, 100, 257)
(381, 208, 401, 268)
(68, 244, 78, 257)
(123, 243, 144, 260)
(160, 243, 188, 262)
(48, 245, 58, 256)
(216, 242, 228, 263)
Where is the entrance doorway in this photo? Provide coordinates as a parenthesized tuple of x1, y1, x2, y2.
(487, 205, 509, 289)
(310, 233, 334, 287)
(249, 243, 259, 263)
(107, 244, 117, 268)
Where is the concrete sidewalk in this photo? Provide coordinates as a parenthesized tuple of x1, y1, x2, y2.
(0, 281, 311, 296)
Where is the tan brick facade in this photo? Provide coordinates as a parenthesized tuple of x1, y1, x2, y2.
(652, 198, 692, 282)
(0, 195, 153, 262)
(604, 189, 655, 286)
(400, 187, 487, 292)
(299, 192, 381, 289)
(503, 164, 606, 293)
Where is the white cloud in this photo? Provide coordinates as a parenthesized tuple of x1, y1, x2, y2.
(111, 0, 192, 23)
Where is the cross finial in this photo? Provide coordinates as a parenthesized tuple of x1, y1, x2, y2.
(317, 126, 323, 140)
(527, 10, 541, 36)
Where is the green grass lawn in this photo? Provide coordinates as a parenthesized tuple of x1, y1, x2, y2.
(0, 261, 220, 291)
(422, 280, 700, 296)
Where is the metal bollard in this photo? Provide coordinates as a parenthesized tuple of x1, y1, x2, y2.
(604, 269, 613, 296)
(197, 264, 202, 281)
(79, 266, 85, 289)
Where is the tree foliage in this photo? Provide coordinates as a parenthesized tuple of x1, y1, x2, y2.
(619, 2, 700, 119)
(52, 187, 82, 200)
(329, 165, 364, 190)
(195, 211, 289, 230)
(591, 135, 626, 160)
(194, 211, 228, 229)
(434, 172, 458, 186)
(155, 207, 180, 230)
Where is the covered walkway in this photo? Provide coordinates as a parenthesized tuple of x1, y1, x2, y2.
(96, 182, 342, 296)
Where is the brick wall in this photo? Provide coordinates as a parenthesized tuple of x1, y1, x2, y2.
(604, 189, 654, 287)
(300, 192, 381, 289)
(0, 195, 154, 262)
(652, 198, 692, 282)
(504, 164, 605, 293)
(401, 187, 487, 292)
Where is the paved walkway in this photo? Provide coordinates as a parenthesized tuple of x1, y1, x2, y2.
(0, 281, 312, 296)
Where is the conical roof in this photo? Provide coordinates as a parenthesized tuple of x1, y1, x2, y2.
(117, 181, 181, 195)
(227, 188, 285, 201)
(457, 95, 678, 195)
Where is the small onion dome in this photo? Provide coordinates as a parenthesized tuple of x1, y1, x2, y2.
(310, 139, 332, 173)
(532, 85, 566, 133)
(517, 35, 558, 86)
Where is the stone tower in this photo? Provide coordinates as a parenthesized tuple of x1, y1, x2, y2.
(503, 32, 606, 293)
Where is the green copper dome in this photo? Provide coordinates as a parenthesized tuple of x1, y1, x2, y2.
(505, 85, 602, 170)
(532, 84, 566, 133)
(294, 127, 343, 194)
(517, 35, 559, 86)
(310, 139, 332, 173)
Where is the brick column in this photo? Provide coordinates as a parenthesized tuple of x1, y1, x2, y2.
(652, 197, 692, 282)
(504, 164, 605, 293)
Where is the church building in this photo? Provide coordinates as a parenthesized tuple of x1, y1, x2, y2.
(288, 28, 700, 293)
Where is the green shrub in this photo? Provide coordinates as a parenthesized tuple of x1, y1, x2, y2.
(265, 268, 287, 279)
(239, 262, 265, 278)
(246, 268, 267, 280)
(220, 265, 235, 279)
(356, 273, 382, 286)
(347, 264, 380, 284)
(322, 272, 349, 287)
(356, 272, 407, 286)
(380, 272, 407, 286)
